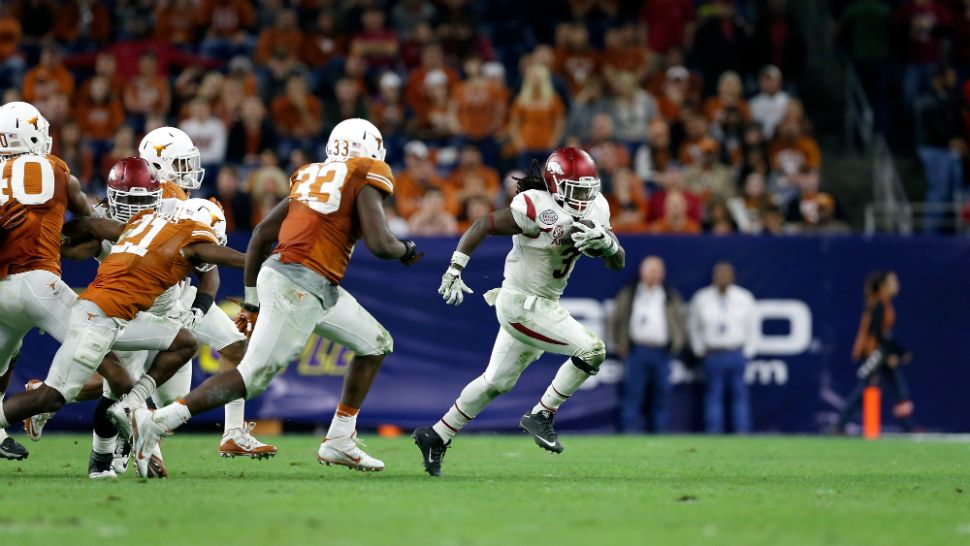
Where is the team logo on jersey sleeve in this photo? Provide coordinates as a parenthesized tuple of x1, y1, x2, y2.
(539, 209, 559, 225)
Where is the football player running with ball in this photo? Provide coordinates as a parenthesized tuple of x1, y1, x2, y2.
(132, 119, 421, 475)
(413, 147, 624, 477)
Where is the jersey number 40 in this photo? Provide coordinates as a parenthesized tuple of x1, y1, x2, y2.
(0, 156, 56, 206)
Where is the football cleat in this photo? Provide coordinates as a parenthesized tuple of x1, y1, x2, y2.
(112, 436, 132, 475)
(519, 410, 564, 454)
(107, 395, 135, 440)
(317, 432, 384, 472)
(412, 426, 450, 477)
(219, 422, 278, 459)
(0, 436, 29, 460)
(131, 407, 169, 479)
(88, 450, 117, 479)
(23, 379, 54, 441)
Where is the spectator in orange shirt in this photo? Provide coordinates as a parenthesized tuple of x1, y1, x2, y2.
(554, 22, 598, 96)
(703, 71, 752, 125)
(409, 69, 454, 143)
(678, 113, 712, 166)
(350, 7, 399, 69)
(449, 145, 500, 197)
(601, 24, 650, 82)
(123, 52, 171, 132)
(196, 0, 257, 59)
(0, 9, 24, 89)
(451, 56, 506, 166)
(609, 167, 650, 234)
(395, 141, 455, 219)
(655, 65, 693, 123)
(508, 63, 566, 168)
(22, 43, 73, 103)
(254, 9, 303, 66)
(408, 189, 459, 236)
(649, 190, 702, 234)
(53, 0, 110, 46)
(76, 75, 123, 141)
(271, 73, 323, 155)
(155, 0, 198, 47)
(457, 195, 494, 233)
(405, 43, 460, 119)
(769, 119, 822, 177)
(302, 10, 346, 70)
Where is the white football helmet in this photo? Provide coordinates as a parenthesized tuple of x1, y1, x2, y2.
(0, 101, 52, 156)
(179, 198, 227, 273)
(326, 118, 386, 162)
(138, 127, 205, 190)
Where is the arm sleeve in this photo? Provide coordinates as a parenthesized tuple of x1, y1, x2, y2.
(508, 191, 541, 237)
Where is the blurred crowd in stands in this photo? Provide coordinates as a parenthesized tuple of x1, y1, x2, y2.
(0, 0, 850, 236)
(835, 0, 970, 233)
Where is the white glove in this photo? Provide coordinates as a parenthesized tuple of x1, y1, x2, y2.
(571, 220, 614, 255)
(171, 307, 205, 331)
(438, 266, 473, 306)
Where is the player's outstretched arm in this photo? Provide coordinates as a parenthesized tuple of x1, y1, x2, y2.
(184, 243, 246, 270)
(440, 208, 522, 306)
(245, 198, 289, 289)
(62, 216, 125, 243)
(66, 175, 94, 217)
(357, 185, 420, 264)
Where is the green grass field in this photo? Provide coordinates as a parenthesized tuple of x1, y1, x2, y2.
(1, 433, 968, 546)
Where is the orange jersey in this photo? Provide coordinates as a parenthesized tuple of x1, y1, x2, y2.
(81, 210, 218, 320)
(0, 154, 72, 279)
(161, 180, 188, 200)
(274, 157, 394, 284)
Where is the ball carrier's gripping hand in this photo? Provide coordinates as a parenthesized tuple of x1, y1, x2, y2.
(438, 251, 473, 306)
(571, 219, 618, 256)
(235, 287, 259, 337)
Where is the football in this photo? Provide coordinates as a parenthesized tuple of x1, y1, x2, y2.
(570, 219, 604, 257)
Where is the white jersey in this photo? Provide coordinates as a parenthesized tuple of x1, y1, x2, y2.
(501, 190, 611, 300)
(94, 198, 188, 316)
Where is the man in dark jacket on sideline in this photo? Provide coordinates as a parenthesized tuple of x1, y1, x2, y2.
(611, 256, 687, 433)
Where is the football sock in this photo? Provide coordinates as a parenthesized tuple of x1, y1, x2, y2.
(532, 359, 591, 414)
(0, 401, 8, 428)
(0, 427, 7, 442)
(326, 403, 358, 439)
(93, 396, 117, 438)
(432, 375, 495, 442)
(223, 398, 245, 434)
(155, 400, 192, 431)
(92, 430, 117, 455)
(126, 375, 157, 409)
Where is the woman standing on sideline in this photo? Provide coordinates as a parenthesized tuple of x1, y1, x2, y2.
(836, 271, 913, 432)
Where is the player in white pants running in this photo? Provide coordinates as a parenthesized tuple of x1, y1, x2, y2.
(413, 147, 625, 477)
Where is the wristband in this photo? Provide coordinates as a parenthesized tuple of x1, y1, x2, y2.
(400, 239, 417, 261)
(191, 293, 214, 314)
(244, 286, 259, 306)
(451, 251, 470, 269)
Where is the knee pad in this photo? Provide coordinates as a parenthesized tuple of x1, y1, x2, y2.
(573, 339, 606, 375)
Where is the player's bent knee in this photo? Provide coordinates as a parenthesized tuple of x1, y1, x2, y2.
(218, 340, 246, 366)
(483, 375, 517, 396)
(573, 340, 606, 374)
(237, 358, 285, 399)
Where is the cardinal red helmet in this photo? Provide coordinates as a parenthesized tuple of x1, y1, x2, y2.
(541, 147, 600, 218)
(106, 157, 162, 222)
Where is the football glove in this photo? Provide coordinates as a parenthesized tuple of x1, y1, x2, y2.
(571, 220, 615, 255)
(400, 239, 424, 266)
(235, 303, 259, 337)
(171, 307, 205, 332)
(0, 200, 27, 231)
(438, 266, 473, 306)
